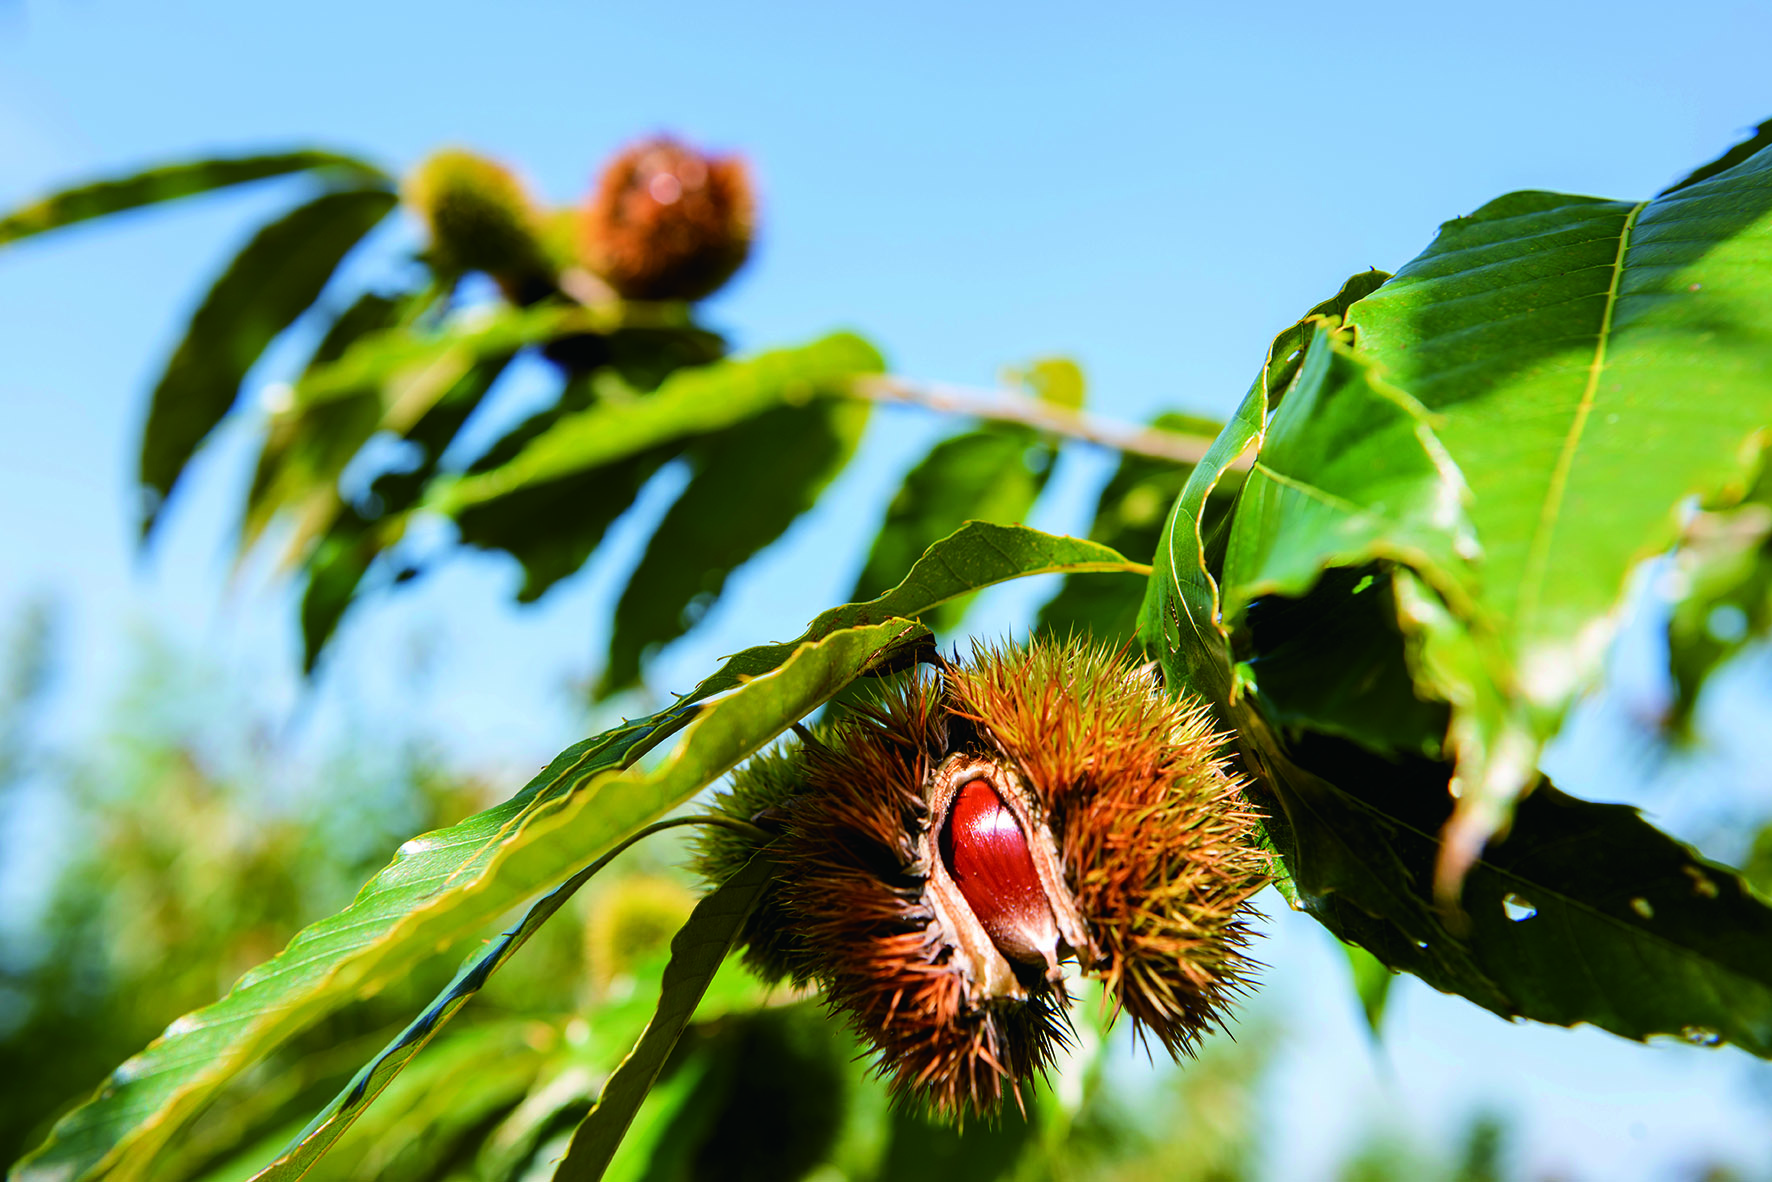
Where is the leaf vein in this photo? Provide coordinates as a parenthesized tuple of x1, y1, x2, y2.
(1514, 199, 1648, 635)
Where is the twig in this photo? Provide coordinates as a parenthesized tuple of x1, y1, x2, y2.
(849, 374, 1235, 467)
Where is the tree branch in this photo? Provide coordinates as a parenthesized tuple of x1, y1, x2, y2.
(849, 374, 1240, 468)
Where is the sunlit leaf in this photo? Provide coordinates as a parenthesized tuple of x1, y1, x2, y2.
(274, 1019, 549, 1182)
(0, 150, 387, 248)
(1340, 140, 1772, 849)
(1211, 325, 1483, 835)
(1007, 356, 1086, 410)
(595, 1005, 867, 1182)
(1138, 379, 1270, 705)
(437, 332, 885, 514)
(288, 301, 685, 410)
(1218, 324, 1477, 625)
(137, 187, 397, 538)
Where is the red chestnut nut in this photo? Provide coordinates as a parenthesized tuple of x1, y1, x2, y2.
(944, 778, 1062, 976)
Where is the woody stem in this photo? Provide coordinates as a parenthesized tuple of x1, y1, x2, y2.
(848, 374, 1229, 467)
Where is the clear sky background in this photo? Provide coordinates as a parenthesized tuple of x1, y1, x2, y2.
(3, 1, 1772, 1178)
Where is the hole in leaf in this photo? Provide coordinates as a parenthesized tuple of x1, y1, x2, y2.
(1681, 1026, 1722, 1047)
(1502, 893, 1537, 921)
(1630, 897, 1654, 919)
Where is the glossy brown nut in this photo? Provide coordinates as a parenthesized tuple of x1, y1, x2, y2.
(945, 778, 1061, 973)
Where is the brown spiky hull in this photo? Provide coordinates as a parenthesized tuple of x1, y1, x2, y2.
(944, 642, 1271, 1056)
(579, 136, 754, 301)
(698, 638, 1271, 1117)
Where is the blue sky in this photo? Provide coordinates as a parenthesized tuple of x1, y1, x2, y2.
(3, 1, 1772, 1177)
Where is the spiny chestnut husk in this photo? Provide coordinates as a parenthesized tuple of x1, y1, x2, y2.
(579, 136, 754, 301)
(696, 638, 1272, 1118)
(404, 148, 554, 299)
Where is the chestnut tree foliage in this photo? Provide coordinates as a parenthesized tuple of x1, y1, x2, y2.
(6, 119, 1772, 1181)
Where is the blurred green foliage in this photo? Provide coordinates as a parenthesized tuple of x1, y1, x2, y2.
(7, 608, 1772, 1180)
(0, 628, 489, 1168)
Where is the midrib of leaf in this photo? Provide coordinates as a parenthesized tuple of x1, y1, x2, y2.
(1514, 198, 1649, 636)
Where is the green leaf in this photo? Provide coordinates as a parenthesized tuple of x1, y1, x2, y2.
(1138, 268, 1387, 705)
(266, 313, 705, 587)
(455, 445, 673, 605)
(0, 150, 387, 248)
(1266, 727, 1772, 1057)
(705, 522, 1144, 701)
(1008, 356, 1086, 410)
(1340, 138, 1772, 844)
(1138, 385, 1268, 707)
(551, 857, 772, 1182)
(1207, 324, 1480, 799)
(1341, 940, 1395, 1040)
(284, 359, 511, 670)
(851, 424, 1055, 631)
(269, 1019, 549, 1182)
(10, 621, 916, 1182)
(878, 1107, 1036, 1182)
(1218, 323, 1477, 626)
(277, 318, 729, 652)
(1661, 117, 1772, 196)
(599, 398, 871, 697)
(137, 187, 398, 537)
(1744, 824, 1772, 898)
(240, 288, 446, 558)
(248, 815, 725, 1181)
(289, 302, 678, 410)
(1239, 566, 1449, 760)
(296, 513, 379, 673)
(449, 329, 726, 605)
(437, 332, 886, 513)
(604, 1004, 877, 1182)
(1036, 411, 1221, 643)
(1664, 469, 1772, 732)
